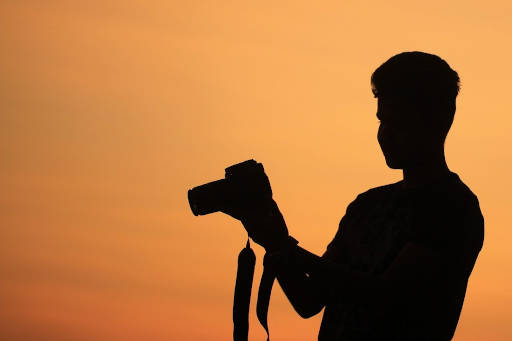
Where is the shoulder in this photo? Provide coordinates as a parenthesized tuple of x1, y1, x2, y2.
(410, 173, 484, 252)
(349, 180, 402, 208)
(328, 181, 401, 242)
(335, 180, 404, 223)
(359, 180, 401, 197)
(451, 177, 485, 250)
(324, 181, 400, 259)
(416, 173, 482, 221)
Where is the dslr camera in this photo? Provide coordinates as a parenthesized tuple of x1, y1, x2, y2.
(188, 159, 273, 216)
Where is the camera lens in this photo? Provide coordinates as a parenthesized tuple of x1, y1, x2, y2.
(188, 189, 200, 216)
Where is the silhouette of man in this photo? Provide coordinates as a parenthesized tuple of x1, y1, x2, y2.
(221, 51, 484, 340)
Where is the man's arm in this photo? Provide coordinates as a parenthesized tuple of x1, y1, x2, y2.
(274, 241, 353, 318)
(268, 242, 429, 319)
(269, 244, 376, 312)
(252, 196, 359, 318)
(275, 262, 326, 318)
(271, 228, 481, 316)
(269, 198, 360, 318)
(271, 194, 484, 317)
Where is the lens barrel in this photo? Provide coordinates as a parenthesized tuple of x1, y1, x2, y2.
(187, 178, 228, 216)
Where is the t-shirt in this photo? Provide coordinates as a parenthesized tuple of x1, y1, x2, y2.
(318, 172, 484, 341)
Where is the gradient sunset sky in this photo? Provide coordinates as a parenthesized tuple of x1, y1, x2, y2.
(1, 1, 511, 340)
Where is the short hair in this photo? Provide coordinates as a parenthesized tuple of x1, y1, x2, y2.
(371, 51, 460, 137)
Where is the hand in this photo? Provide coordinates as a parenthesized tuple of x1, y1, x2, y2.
(221, 198, 289, 252)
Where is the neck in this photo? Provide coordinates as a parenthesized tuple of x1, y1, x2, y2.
(402, 148, 450, 189)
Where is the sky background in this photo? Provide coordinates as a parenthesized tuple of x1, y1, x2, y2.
(1, 1, 511, 340)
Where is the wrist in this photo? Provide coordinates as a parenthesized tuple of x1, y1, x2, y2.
(263, 236, 299, 271)
(264, 235, 299, 256)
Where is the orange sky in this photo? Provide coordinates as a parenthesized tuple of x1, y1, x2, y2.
(1, 1, 511, 340)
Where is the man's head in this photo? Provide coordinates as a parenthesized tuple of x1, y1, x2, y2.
(371, 51, 460, 169)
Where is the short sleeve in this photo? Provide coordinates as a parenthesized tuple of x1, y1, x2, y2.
(409, 192, 484, 257)
(323, 194, 363, 262)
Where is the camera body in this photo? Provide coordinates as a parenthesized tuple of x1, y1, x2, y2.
(187, 159, 273, 216)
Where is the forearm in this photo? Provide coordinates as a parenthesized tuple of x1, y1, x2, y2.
(271, 243, 397, 308)
(245, 203, 406, 310)
(274, 259, 327, 318)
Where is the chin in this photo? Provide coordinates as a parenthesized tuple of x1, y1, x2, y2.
(384, 157, 404, 170)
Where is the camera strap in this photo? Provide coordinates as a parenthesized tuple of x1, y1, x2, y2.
(233, 239, 256, 341)
(233, 239, 274, 341)
(256, 255, 275, 341)
(233, 237, 298, 341)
